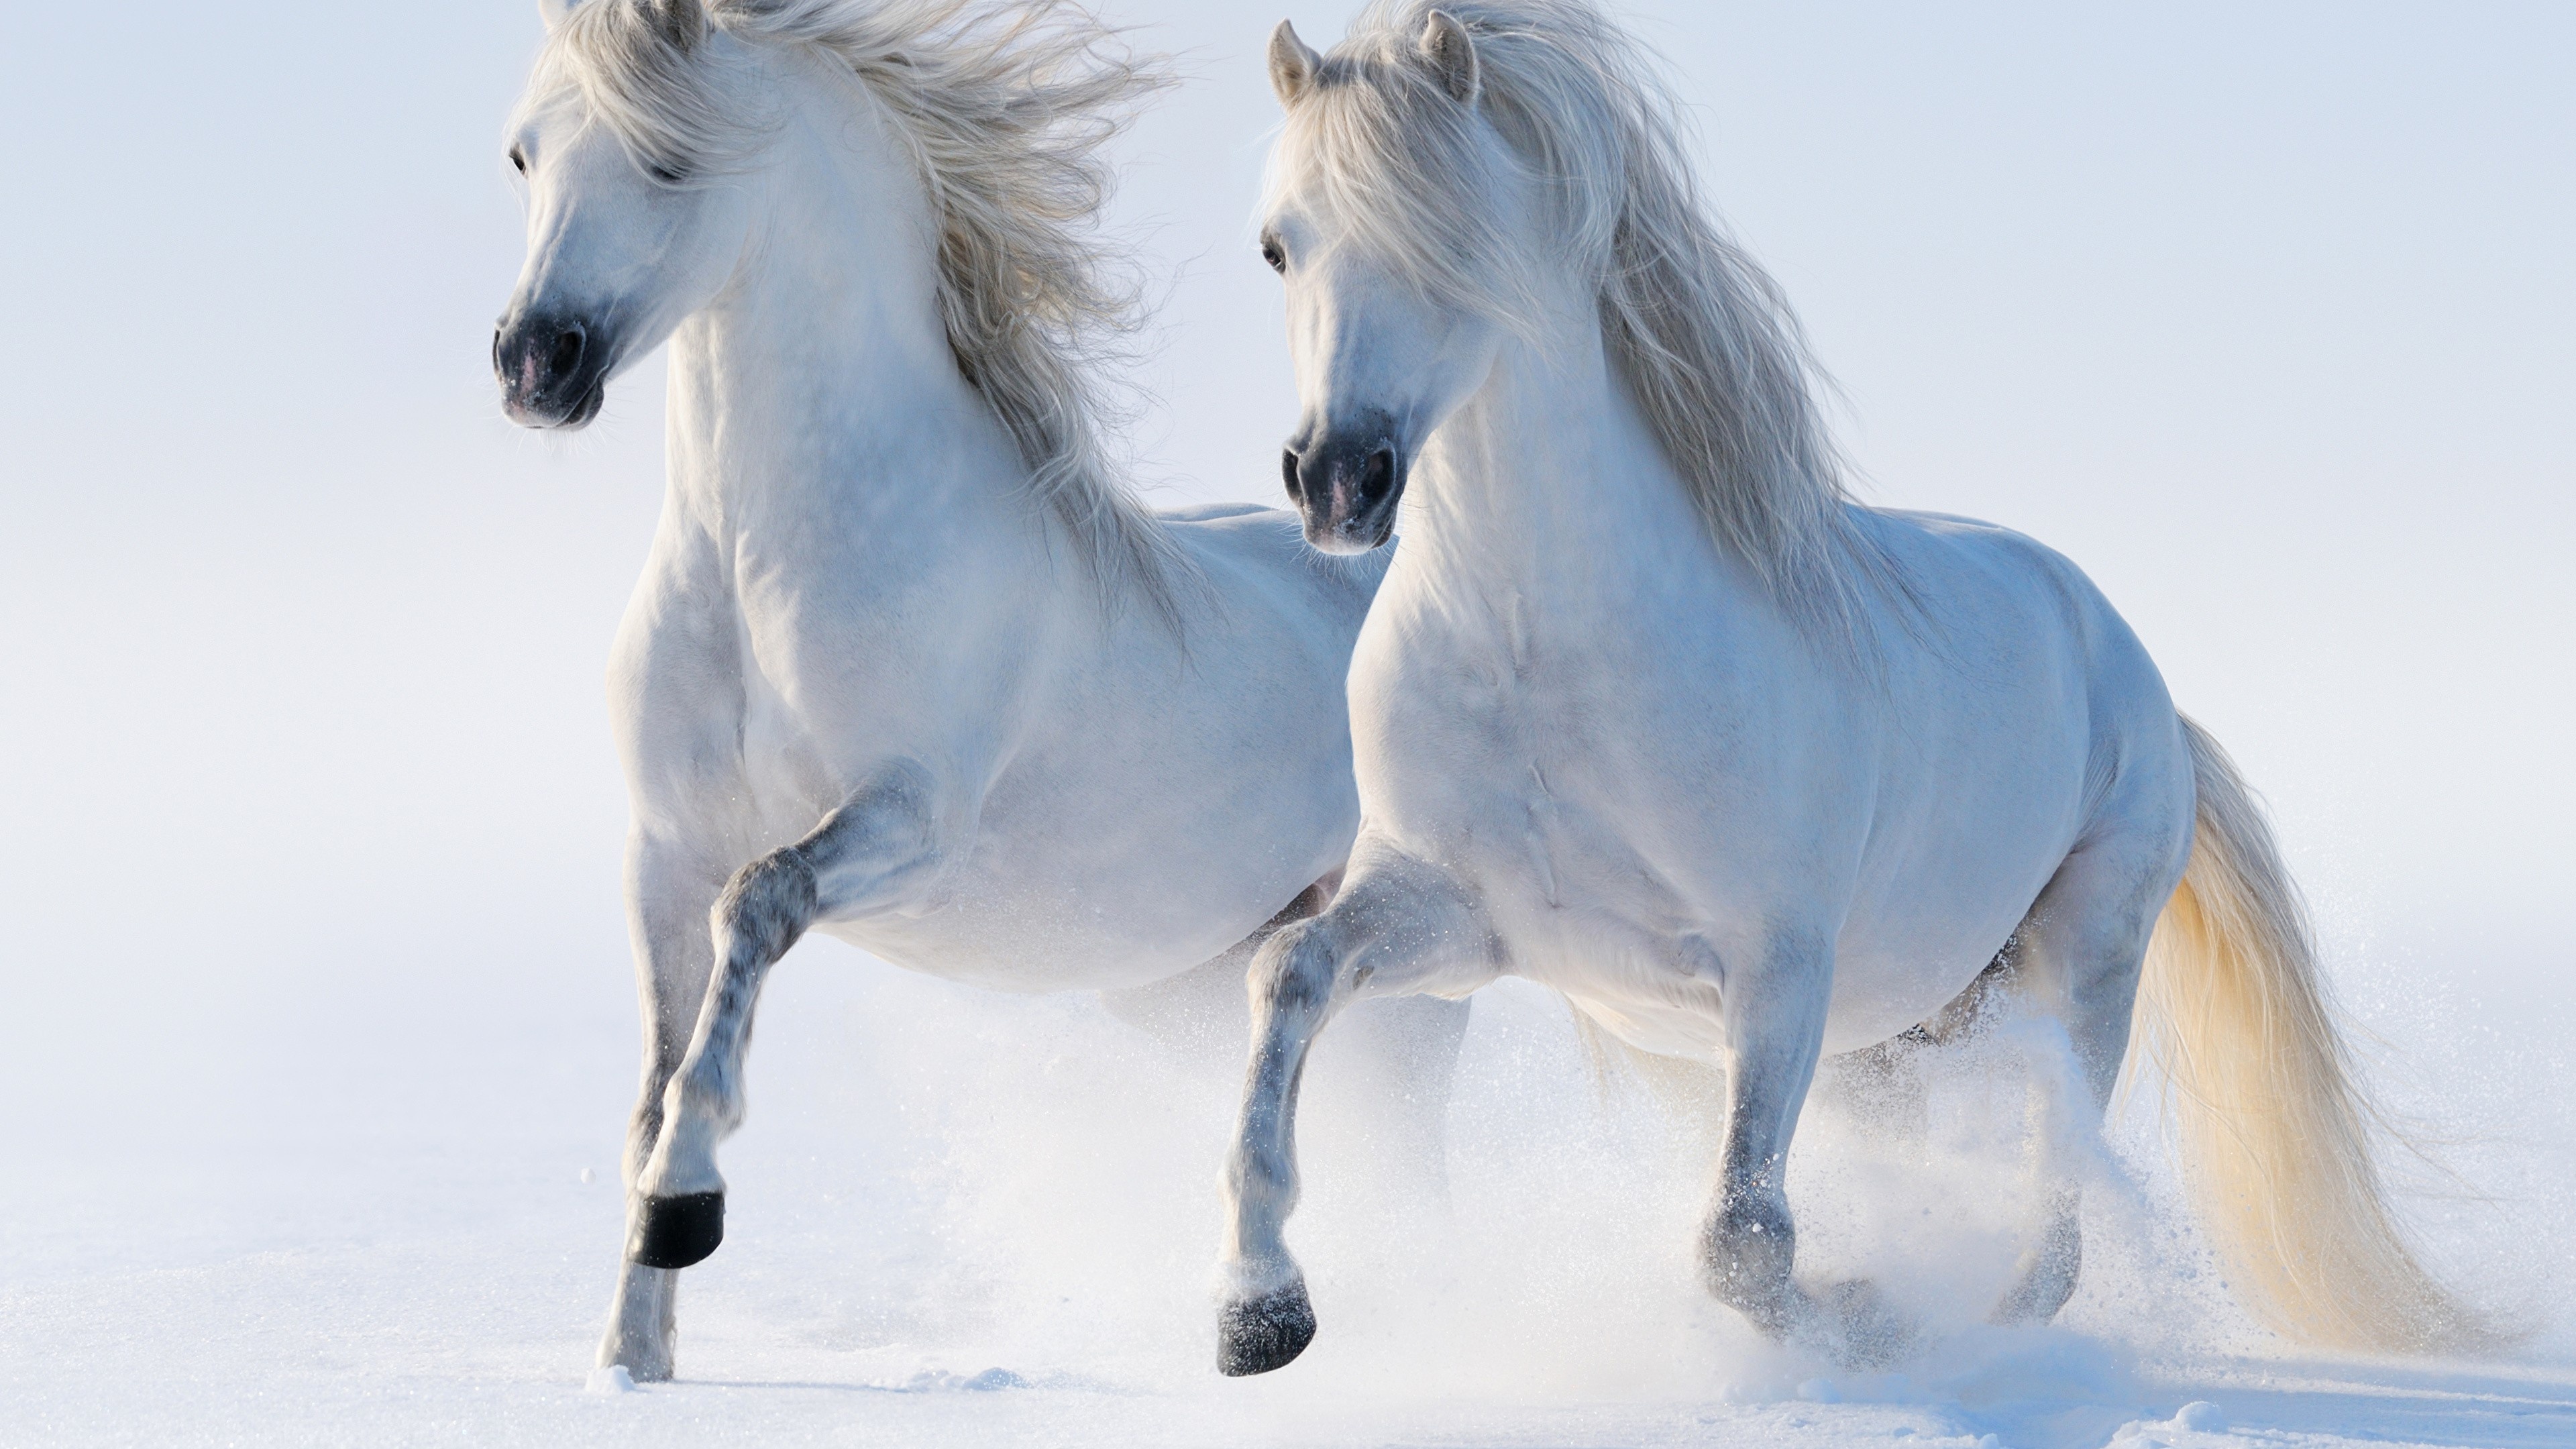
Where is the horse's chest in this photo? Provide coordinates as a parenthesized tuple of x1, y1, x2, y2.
(1368, 641, 1672, 923)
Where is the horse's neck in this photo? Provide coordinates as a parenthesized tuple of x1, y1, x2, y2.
(1409, 310, 1761, 621)
(663, 81, 1026, 556)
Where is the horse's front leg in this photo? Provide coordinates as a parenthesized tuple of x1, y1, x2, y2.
(628, 763, 947, 1271)
(1698, 928, 1894, 1357)
(598, 833, 727, 1381)
(1218, 846, 1493, 1376)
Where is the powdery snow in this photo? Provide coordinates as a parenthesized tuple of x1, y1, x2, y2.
(5, 961, 2570, 1448)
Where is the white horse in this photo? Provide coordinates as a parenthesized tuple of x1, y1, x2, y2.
(494, 0, 1467, 1381)
(1216, 0, 2484, 1375)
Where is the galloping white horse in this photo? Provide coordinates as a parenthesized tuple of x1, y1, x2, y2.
(1217, 0, 2483, 1374)
(494, 0, 1466, 1381)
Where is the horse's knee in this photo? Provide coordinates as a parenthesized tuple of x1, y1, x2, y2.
(712, 847, 819, 960)
(1249, 918, 1341, 1018)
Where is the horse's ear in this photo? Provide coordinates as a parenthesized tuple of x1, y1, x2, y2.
(646, 0, 706, 50)
(1268, 20, 1323, 108)
(538, 0, 578, 31)
(1417, 9, 1479, 106)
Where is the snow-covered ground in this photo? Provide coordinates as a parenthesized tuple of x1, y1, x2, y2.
(8, 950, 2570, 1449)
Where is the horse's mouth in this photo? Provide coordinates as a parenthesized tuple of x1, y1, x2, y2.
(503, 374, 608, 431)
(1303, 502, 1399, 555)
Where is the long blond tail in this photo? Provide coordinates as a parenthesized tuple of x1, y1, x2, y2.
(2131, 716, 2486, 1353)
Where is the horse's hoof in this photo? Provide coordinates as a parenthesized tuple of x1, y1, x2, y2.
(1218, 1280, 1316, 1376)
(629, 1191, 724, 1269)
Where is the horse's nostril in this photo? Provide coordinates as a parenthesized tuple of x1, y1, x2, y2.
(547, 325, 587, 378)
(1360, 446, 1395, 502)
(1280, 448, 1303, 503)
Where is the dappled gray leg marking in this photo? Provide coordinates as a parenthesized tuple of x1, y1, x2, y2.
(1825, 949, 2019, 1142)
(1218, 918, 1338, 1376)
(631, 845, 819, 1268)
(632, 768, 941, 1270)
(1216, 853, 1490, 1376)
(1822, 1027, 1934, 1144)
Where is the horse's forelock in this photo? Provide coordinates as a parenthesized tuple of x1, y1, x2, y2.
(521, 0, 751, 185)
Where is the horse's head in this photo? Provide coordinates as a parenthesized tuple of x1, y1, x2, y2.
(1260, 8, 1555, 554)
(495, 0, 762, 429)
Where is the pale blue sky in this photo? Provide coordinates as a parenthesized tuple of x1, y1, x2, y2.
(1, 3, 2567, 1139)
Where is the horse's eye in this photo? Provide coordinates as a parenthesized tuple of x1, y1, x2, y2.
(508, 147, 527, 175)
(648, 161, 687, 186)
(1260, 239, 1286, 274)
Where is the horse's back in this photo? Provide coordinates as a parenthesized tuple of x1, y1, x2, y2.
(1872, 507, 2184, 776)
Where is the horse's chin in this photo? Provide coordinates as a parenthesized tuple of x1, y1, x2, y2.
(1301, 511, 1397, 556)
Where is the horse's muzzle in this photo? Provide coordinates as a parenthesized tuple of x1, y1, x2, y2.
(1283, 415, 1404, 555)
(494, 309, 609, 429)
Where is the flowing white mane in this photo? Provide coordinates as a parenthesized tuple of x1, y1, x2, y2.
(1276, 0, 1911, 644)
(523, 0, 1187, 620)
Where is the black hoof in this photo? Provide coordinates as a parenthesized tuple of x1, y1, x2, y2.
(1218, 1281, 1316, 1377)
(629, 1191, 724, 1269)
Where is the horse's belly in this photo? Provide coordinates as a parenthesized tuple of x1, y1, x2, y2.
(812, 896, 1204, 994)
(1821, 758, 2094, 1051)
(1377, 691, 2088, 1060)
(1821, 907, 2031, 1053)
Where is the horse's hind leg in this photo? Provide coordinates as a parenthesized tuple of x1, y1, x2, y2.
(1986, 836, 2176, 1326)
(1822, 953, 2012, 1142)
(629, 767, 943, 1272)
(599, 836, 727, 1381)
